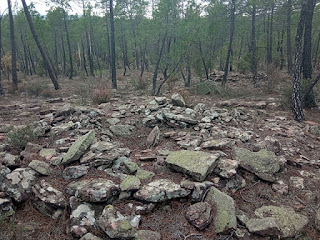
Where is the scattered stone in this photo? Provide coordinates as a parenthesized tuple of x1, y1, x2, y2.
(120, 176, 141, 192)
(28, 160, 51, 175)
(98, 205, 137, 239)
(1, 168, 37, 202)
(62, 130, 96, 165)
(66, 178, 120, 202)
(290, 176, 304, 189)
(134, 179, 190, 202)
(2, 153, 20, 168)
(107, 118, 121, 125)
(252, 205, 309, 238)
(39, 149, 56, 159)
(135, 169, 154, 180)
(171, 93, 185, 107)
(122, 161, 140, 174)
(134, 230, 161, 240)
(32, 180, 66, 218)
(71, 225, 87, 238)
(0, 165, 11, 186)
(63, 165, 90, 180)
(165, 150, 219, 181)
(235, 148, 281, 182)
(201, 139, 235, 150)
(272, 180, 289, 195)
(110, 124, 135, 136)
(70, 203, 96, 227)
(246, 217, 281, 236)
(214, 159, 239, 179)
(185, 202, 213, 230)
(80, 233, 102, 240)
(146, 126, 160, 148)
(204, 187, 237, 233)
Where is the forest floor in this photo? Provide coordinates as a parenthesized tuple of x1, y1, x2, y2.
(0, 69, 320, 240)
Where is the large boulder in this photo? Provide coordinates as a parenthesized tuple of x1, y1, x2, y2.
(134, 179, 190, 202)
(246, 206, 309, 238)
(204, 187, 237, 233)
(66, 178, 120, 202)
(62, 130, 95, 165)
(235, 147, 281, 182)
(1, 168, 37, 202)
(165, 150, 219, 181)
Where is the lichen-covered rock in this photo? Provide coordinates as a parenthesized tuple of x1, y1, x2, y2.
(134, 230, 161, 240)
(253, 206, 309, 238)
(98, 205, 137, 239)
(66, 178, 120, 202)
(135, 169, 154, 180)
(120, 176, 141, 192)
(235, 147, 281, 182)
(165, 150, 219, 181)
(63, 165, 90, 180)
(213, 159, 239, 179)
(28, 160, 51, 175)
(134, 179, 190, 202)
(185, 202, 213, 230)
(246, 217, 281, 236)
(201, 139, 235, 150)
(70, 203, 96, 227)
(1, 168, 37, 202)
(32, 180, 66, 218)
(39, 149, 56, 159)
(110, 125, 135, 136)
(2, 153, 21, 168)
(171, 93, 185, 107)
(80, 233, 102, 240)
(204, 187, 237, 233)
(0, 165, 11, 187)
(62, 130, 95, 165)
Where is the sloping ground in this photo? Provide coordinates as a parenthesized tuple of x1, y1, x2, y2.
(0, 75, 320, 240)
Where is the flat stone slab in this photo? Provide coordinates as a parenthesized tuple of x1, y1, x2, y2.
(204, 187, 237, 233)
(235, 147, 281, 182)
(165, 150, 219, 181)
(66, 178, 119, 202)
(134, 179, 190, 202)
(62, 130, 95, 165)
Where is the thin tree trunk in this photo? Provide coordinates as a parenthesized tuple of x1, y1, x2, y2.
(63, 9, 73, 79)
(287, 0, 293, 73)
(8, 0, 18, 88)
(21, 0, 60, 89)
(105, 9, 111, 68)
(61, 35, 66, 76)
(313, 31, 320, 68)
(110, 0, 117, 89)
(0, 15, 3, 96)
(267, 4, 274, 65)
(81, 37, 88, 76)
(152, 34, 166, 95)
(199, 40, 209, 80)
(222, 0, 236, 87)
(280, 27, 285, 70)
(292, 0, 307, 122)
(251, 3, 258, 87)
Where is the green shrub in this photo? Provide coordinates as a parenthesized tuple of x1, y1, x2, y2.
(26, 83, 49, 97)
(6, 125, 37, 151)
(92, 82, 113, 104)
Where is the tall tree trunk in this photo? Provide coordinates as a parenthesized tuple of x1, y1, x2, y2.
(198, 40, 209, 80)
(8, 0, 18, 89)
(61, 35, 66, 76)
(105, 9, 111, 69)
(287, 0, 293, 73)
(302, 0, 316, 108)
(267, 4, 274, 65)
(251, 3, 258, 87)
(63, 9, 73, 79)
(81, 38, 88, 77)
(314, 31, 320, 68)
(21, 0, 60, 90)
(152, 34, 166, 95)
(110, 0, 117, 89)
(292, 0, 307, 122)
(222, 0, 236, 87)
(0, 15, 3, 96)
(280, 27, 285, 70)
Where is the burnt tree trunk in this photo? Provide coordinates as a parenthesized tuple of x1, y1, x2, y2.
(222, 0, 236, 87)
(8, 0, 18, 88)
(21, 0, 60, 90)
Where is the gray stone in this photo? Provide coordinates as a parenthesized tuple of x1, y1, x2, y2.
(80, 233, 102, 240)
(110, 125, 135, 136)
(0, 195, 14, 215)
(135, 169, 154, 180)
(213, 159, 239, 179)
(201, 139, 235, 150)
(165, 150, 219, 181)
(246, 217, 281, 236)
(2, 153, 20, 167)
(39, 149, 56, 159)
(204, 187, 237, 233)
(28, 160, 51, 175)
(171, 93, 185, 107)
(98, 205, 136, 239)
(134, 179, 190, 202)
(90, 141, 115, 152)
(107, 118, 121, 125)
(134, 230, 161, 240)
(1, 168, 37, 202)
(123, 161, 140, 174)
(120, 176, 141, 192)
(146, 126, 160, 148)
(235, 147, 281, 182)
(185, 202, 213, 230)
(66, 178, 120, 202)
(253, 206, 309, 238)
(70, 203, 96, 227)
(63, 165, 90, 180)
(32, 180, 66, 218)
(0, 165, 11, 187)
(62, 130, 95, 164)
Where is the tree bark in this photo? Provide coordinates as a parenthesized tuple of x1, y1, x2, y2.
(198, 40, 209, 80)
(63, 9, 73, 79)
(8, 0, 18, 88)
(152, 34, 166, 96)
(222, 0, 236, 87)
(110, 0, 117, 89)
(0, 15, 3, 96)
(292, 0, 307, 122)
(286, 0, 293, 74)
(251, 3, 258, 87)
(21, 0, 60, 90)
